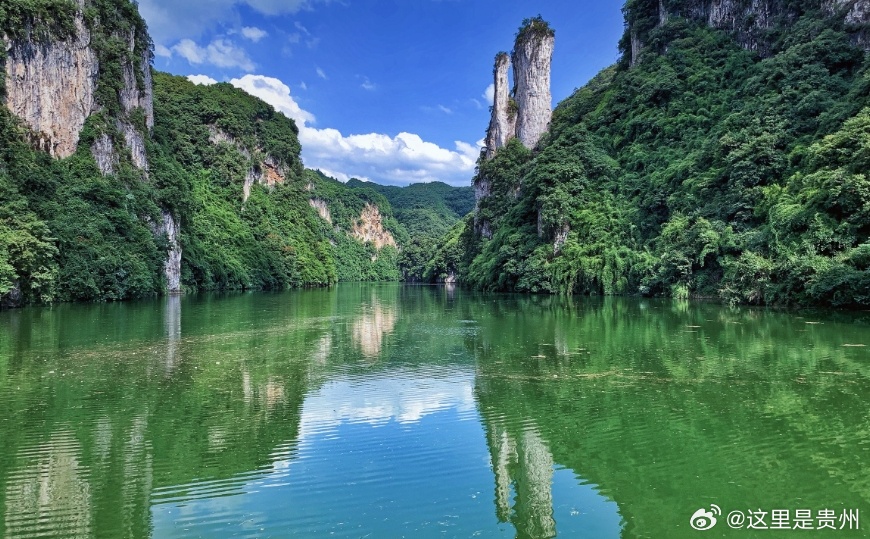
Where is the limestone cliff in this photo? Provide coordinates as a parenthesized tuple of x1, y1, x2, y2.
(627, 0, 870, 65)
(2, 0, 97, 158)
(513, 21, 555, 151)
(351, 204, 397, 250)
(484, 53, 516, 159)
(308, 198, 333, 224)
(2, 0, 181, 294)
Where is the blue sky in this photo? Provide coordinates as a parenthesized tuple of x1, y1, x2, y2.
(140, 0, 625, 186)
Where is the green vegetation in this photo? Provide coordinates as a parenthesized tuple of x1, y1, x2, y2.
(453, 8, 870, 307)
(0, 0, 472, 307)
(342, 178, 474, 281)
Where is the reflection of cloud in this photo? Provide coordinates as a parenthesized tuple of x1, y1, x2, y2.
(298, 369, 476, 439)
(351, 300, 396, 358)
(5, 431, 92, 538)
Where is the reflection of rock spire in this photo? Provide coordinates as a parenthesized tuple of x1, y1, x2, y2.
(163, 295, 181, 374)
(486, 420, 556, 539)
(5, 431, 93, 538)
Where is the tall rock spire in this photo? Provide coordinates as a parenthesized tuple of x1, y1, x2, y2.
(483, 17, 554, 159)
(512, 17, 554, 151)
(484, 52, 515, 159)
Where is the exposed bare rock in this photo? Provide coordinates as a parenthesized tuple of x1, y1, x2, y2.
(208, 126, 287, 202)
(119, 42, 154, 130)
(91, 133, 117, 175)
(484, 53, 516, 159)
(513, 23, 554, 151)
(309, 198, 332, 223)
(120, 121, 148, 171)
(351, 204, 397, 249)
(3, 11, 98, 158)
(483, 19, 554, 158)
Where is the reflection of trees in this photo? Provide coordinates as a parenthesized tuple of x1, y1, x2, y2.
(473, 297, 870, 538)
(0, 290, 343, 538)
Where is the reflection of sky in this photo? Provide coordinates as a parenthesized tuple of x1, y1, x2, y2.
(298, 368, 477, 434)
(151, 369, 622, 538)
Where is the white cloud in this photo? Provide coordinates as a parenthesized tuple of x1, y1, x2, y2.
(172, 38, 256, 71)
(230, 74, 482, 186)
(139, 0, 331, 44)
(294, 21, 311, 35)
(154, 43, 172, 57)
(316, 67, 327, 80)
(361, 77, 376, 91)
(187, 74, 219, 86)
(230, 75, 316, 126)
(241, 26, 268, 42)
(484, 83, 495, 105)
(299, 81, 308, 91)
(438, 105, 453, 115)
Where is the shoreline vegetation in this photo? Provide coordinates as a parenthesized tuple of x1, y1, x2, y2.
(1, 0, 868, 309)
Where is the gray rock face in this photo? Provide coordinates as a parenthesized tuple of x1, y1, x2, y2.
(513, 29, 554, 151)
(3, 11, 98, 158)
(484, 53, 516, 159)
(4, 1, 180, 295)
(91, 134, 117, 175)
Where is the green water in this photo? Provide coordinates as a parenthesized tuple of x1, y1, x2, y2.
(0, 284, 868, 538)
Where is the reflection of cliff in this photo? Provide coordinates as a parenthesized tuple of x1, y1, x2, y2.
(487, 421, 556, 539)
(351, 297, 397, 358)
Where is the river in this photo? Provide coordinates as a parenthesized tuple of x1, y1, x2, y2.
(0, 284, 868, 538)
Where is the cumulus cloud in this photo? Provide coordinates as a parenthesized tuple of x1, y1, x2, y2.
(230, 75, 316, 126)
(360, 77, 376, 91)
(229, 74, 481, 185)
(139, 0, 331, 44)
(173, 38, 256, 71)
(187, 74, 219, 85)
(241, 26, 268, 42)
(483, 83, 495, 105)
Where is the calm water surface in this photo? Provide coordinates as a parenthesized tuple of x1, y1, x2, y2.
(1, 284, 869, 538)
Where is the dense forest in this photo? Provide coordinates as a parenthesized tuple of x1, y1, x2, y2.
(445, 1, 870, 307)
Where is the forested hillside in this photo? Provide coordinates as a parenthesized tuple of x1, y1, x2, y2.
(450, 1, 870, 307)
(343, 179, 474, 281)
(0, 0, 471, 307)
